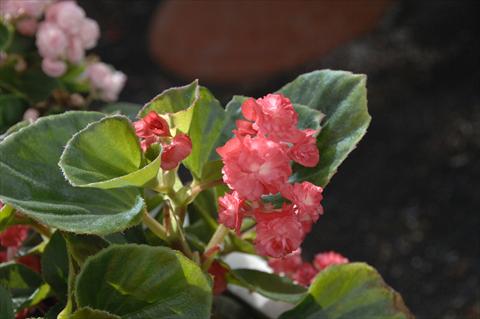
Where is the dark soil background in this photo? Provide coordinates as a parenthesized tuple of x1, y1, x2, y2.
(79, 1, 479, 318)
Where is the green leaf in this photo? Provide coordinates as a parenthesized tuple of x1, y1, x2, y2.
(20, 68, 59, 103)
(70, 308, 121, 319)
(230, 269, 307, 304)
(138, 81, 227, 179)
(0, 21, 14, 51)
(182, 87, 226, 179)
(41, 232, 68, 301)
(0, 94, 27, 134)
(0, 285, 15, 319)
(0, 203, 15, 231)
(63, 233, 109, 267)
(0, 262, 43, 311)
(278, 70, 371, 187)
(0, 111, 144, 235)
(59, 116, 161, 189)
(139, 80, 198, 115)
(0, 120, 30, 142)
(101, 102, 142, 121)
(279, 263, 413, 319)
(76, 244, 212, 319)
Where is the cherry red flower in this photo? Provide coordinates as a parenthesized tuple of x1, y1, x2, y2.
(217, 135, 291, 200)
(17, 255, 41, 273)
(0, 225, 29, 248)
(254, 205, 304, 258)
(134, 111, 171, 138)
(242, 94, 303, 144)
(313, 251, 349, 271)
(218, 191, 245, 234)
(288, 129, 320, 167)
(268, 249, 303, 275)
(208, 261, 228, 295)
(292, 262, 318, 286)
(161, 133, 192, 170)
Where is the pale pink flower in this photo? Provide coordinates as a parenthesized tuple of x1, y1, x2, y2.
(41, 58, 66, 77)
(16, 17, 38, 36)
(161, 133, 192, 170)
(23, 108, 40, 122)
(0, 0, 47, 20)
(218, 191, 244, 233)
(100, 71, 127, 102)
(79, 18, 100, 49)
(86, 63, 127, 102)
(66, 37, 84, 63)
(36, 22, 68, 59)
(288, 129, 319, 167)
(46, 1, 85, 35)
(268, 248, 303, 275)
(217, 135, 291, 200)
(313, 251, 349, 271)
(86, 62, 111, 88)
(254, 205, 304, 258)
(292, 262, 318, 286)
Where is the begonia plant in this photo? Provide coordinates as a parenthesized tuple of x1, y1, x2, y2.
(0, 58, 414, 318)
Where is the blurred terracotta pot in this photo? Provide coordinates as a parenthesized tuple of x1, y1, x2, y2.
(149, 0, 391, 85)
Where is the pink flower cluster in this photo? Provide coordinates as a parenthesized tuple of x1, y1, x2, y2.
(86, 62, 127, 102)
(134, 111, 192, 171)
(35, 1, 100, 77)
(0, 0, 49, 36)
(268, 249, 349, 286)
(216, 93, 323, 258)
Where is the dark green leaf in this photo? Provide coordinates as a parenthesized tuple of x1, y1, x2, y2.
(0, 111, 144, 235)
(59, 116, 161, 189)
(20, 68, 59, 103)
(76, 244, 212, 319)
(63, 233, 109, 267)
(0, 21, 14, 51)
(0, 94, 27, 134)
(279, 263, 413, 319)
(41, 232, 68, 301)
(278, 70, 371, 187)
(0, 262, 43, 311)
(0, 285, 15, 319)
(70, 308, 121, 319)
(101, 102, 142, 120)
(230, 269, 307, 304)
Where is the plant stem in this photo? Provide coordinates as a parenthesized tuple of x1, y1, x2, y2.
(190, 179, 224, 198)
(142, 209, 168, 242)
(202, 225, 229, 270)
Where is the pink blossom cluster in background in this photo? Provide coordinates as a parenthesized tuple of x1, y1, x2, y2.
(0, 0, 49, 36)
(217, 93, 323, 258)
(134, 111, 193, 170)
(86, 62, 127, 102)
(269, 249, 349, 286)
(36, 1, 99, 77)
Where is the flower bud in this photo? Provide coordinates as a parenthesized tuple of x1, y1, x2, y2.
(161, 133, 192, 170)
